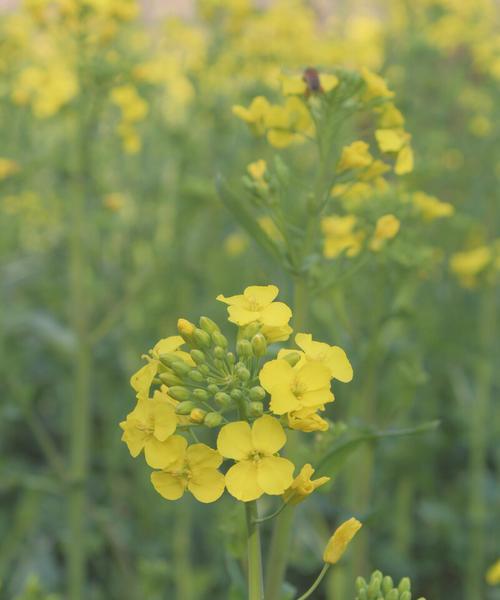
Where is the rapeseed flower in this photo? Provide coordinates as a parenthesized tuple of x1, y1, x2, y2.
(232, 96, 271, 135)
(323, 517, 362, 564)
(486, 559, 500, 585)
(369, 214, 400, 251)
(321, 215, 364, 259)
(450, 246, 492, 288)
(283, 463, 330, 505)
(361, 67, 394, 101)
(217, 415, 294, 501)
(337, 141, 373, 172)
(412, 191, 454, 221)
(287, 407, 329, 432)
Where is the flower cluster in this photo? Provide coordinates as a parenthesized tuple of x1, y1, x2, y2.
(120, 284, 353, 505)
(355, 569, 426, 600)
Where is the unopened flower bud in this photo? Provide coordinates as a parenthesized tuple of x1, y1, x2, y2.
(226, 352, 235, 364)
(168, 386, 191, 401)
(214, 359, 226, 371)
(159, 371, 183, 386)
(177, 318, 196, 341)
(230, 389, 243, 401)
(199, 364, 210, 375)
(240, 322, 260, 339)
(204, 412, 222, 428)
(357, 590, 368, 600)
(212, 331, 228, 348)
(159, 353, 180, 368)
(214, 346, 225, 359)
(251, 333, 267, 357)
(237, 339, 253, 357)
(382, 576, 394, 593)
(188, 369, 205, 383)
(386, 590, 399, 600)
(207, 383, 219, 395)
(175, 400, 196, 415)
(368, 579, 381, 596)
(170, 361, 191, 377)
(355, 577, 367, 591)
(249, 386, 266, 402)
(193, 388, 209, 402)
(194, 328, 211, 348)
(400, 593, 411, 600)
(214, 392, 231, 407)
(236, 367, 251, 381)
(398, 578, 411, 593)
(190, 349, 206, 365)
(190, 408, 206, 423)
(248, 401, 263, 417)
(199, 316, 220, 334)
(282, 351, 301, 367)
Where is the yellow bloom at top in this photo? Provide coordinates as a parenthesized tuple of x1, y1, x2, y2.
(259, 358, 333, 415)
(232, 96, 271, 135)
(266, 97, 314, 148)
(217, 284, 292, 331)
(337, 141, 373, 172)
(151, 440, 225, 503)
(412, 191, 454, 221)
(369, 214, 400, 251)
(280, 333, 353, 383)
(119, 391, 179, 468)
(323, 517, 362, 564)
(217, 415, 294, 502)
(361, 67, 394, 101)
(283, 463, 330, 505)
(450, 246, 492, 288)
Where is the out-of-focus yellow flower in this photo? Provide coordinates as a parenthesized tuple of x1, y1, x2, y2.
(217, 284, 292, 334)
(103, 192, 126, 212)
(247, 159, 268, 189)
(217, 415, 294, 501)
(450, 246, 492, 288)
(151, 440, 225, 503)
(258, 216, 282, 242)
(232, 96, 271, 135)
(281, 74, 307, 96)
(111, 85, 148, 122)
(377, 103, 405, 128)
(283, 463, 330, 505)
(412, 191, 454, 221)
(0, 158, 20, 179)
(370, 214, 400, 251)
(361, 67, 394, 101)
(288, 407, 329, 432)
(359, 159, 390, 182)
(337, 141, 373, 172)
(375, 129, 413, 175)
(266, 97, 313, 148)
(323, 517, 362, 564)
(486, 559, 500, 585)
(321, 215, 364, 259)
(259, 358, 333, 415)
(224, 232, 248, 257)
(469, 115, 492, 138)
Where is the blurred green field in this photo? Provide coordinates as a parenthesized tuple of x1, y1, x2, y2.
(0, 1, 499, 599)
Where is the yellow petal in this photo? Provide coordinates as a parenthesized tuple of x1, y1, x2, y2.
(216, 292, 247, 306)
(251, 415, 287, 455)
(297, 361, 332, 391)
(270, 387, 301, 415)
(325, 347, 353, 382)
(120, 423, 147, 457)
(243, 284, 279, 307)
(227, 305, 259, 326)
(261, 323, 293, 342)
(267, 129, 297, 148)
(145, 434, 187, 469)
(395, 145, 414, 175)
(186, 443, 222, 470)
(375, 128, 406, 153)
(257, 456, 295, 495)
(152, 399, 177, 441)
(323, 517, 362, 564)
(217, 421, 253, 460)
(300, 388, 334, 408)
(259, 359, 294, 392)
(151, 471, 186, 501)
(259, 302, 292, 327)
(188, 468, 225, 503)
(225, 461, 262, 501)
(130, 362, 157, 398)
(281, 74, 307, 96)
(321, 73, 339, 92)
(152, 335, 184, 356)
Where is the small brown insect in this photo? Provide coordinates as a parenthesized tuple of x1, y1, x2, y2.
(302, 67, 323, 95)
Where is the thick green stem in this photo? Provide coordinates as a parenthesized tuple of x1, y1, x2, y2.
(297, 564, 330, 600)
(246, 501, 264, 600)
(174, 504, 194, 600)
(465, 288, 495, 599)
(293, 277, 308, 333)
(264, 504, 294, 600)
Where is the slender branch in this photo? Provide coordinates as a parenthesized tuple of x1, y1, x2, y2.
(296, 564, 330, 600)
(253, 501, 287, 524)
(245, 501, 264, 600)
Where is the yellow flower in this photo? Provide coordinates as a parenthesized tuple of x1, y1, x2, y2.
(0, 158, 20, 180)
(337, 141, 373, 172)
(321, 73, 340, 92)
(150, 334, 193, 365)
(280, 333, 353, 383)
(323, 518, 362, 564)
(359, 159, 390, 181)
(259, 359, 333, 415)
(321, 215, 364, 259)
(377, 103, 405, 128)
(217, 415, 295, 502)
(232, 96, 271, 135)
(287, 407, 329, 432)
(217, 284, 292, 330)
(361, 67, 394, 101)
(412, 191, 454, 221)
(280, 74, 307, 96)
(486, 559, 500, 585)
(110, 85, 148, 122)
(120, 391, 179, 468)
(266, 97, 313, 148)
(130, 361, 158, 400)
(151, 440, 225, 503)
(224, 232, 248, 257)
(247, 159, 267, 185)
(283, 463, 330, 505)
(370, 214, 400, 251)
(375, 128, 413, 175)
(395, 144, 414, 175)
(450, 246, 492, 288)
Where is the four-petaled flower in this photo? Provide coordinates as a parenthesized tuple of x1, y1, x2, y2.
(283, 463, 330, 505)
(217, 415, 295, 502)
(151, 439, 225, 503)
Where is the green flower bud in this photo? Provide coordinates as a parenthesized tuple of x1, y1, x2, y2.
(199, 364, 210, 375)
(249, 386, 266, 401)
(152, 377, 162, 385)
(214, 392, 231, 407)
(159, 371, 183, 386)
(177, 318, 196, 343)
(212, 331, 228, 348)
(204, 412, 223, 428)
(194, 328, 211, 348)
(170, 361, 191, 377)
(175, 400, 196, 414)
(199, 316, 220, 334)
(398, 578, 411, 593)
(190, 349, 206, 365)
(168, 386, 191, 401)
(355, 577, 367, 591)
(239, 322, 260, 339)
(282, 351, 301, 367)
(230, 389, 243, 401)
(356, 590, 368, 600)
(207, 383, 219, 395)
(190, 408, 206, 423)
(382, 576, 394, 593)
(251, 333, 267, 357)
(386, 590, 399, 600)
(193, 388, 209, 402)
(159, 353, 180, 368)
(368, 579, 381, 597)
(236, 367, 251, 381)
(214, 359, 226, 371)
(400, 593, 411, 600)
(237, 339, 253, 357)
(248, 401, 263, 417)
(214, 346, 225, 359)
(188, 369, 205, 383)
(226, 352, 235, 364)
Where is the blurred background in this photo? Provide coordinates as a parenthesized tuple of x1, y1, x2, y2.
(0, 1, 498, 599)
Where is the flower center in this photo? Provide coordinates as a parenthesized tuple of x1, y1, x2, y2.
(291, 377, 307, 397)
(248, 450, 262, 463)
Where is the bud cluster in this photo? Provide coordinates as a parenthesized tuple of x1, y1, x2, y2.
(355, 571, 426, 600)
(154, 316, 269, 429)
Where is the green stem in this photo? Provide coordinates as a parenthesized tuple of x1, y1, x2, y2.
(245, 501, 264, 600)
(293, 277, 308, 333)
(254, 501, 287, 524)
(174, 504, 194, 600)
(264, 504, 294, 600)
(296, 564, 330, 600)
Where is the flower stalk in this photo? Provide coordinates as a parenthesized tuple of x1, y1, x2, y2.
(245, 501, 264, 600)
